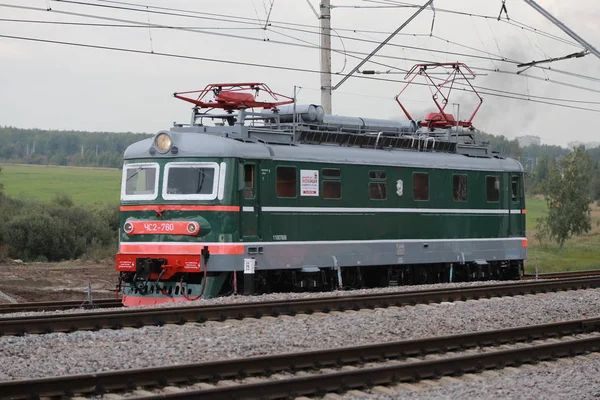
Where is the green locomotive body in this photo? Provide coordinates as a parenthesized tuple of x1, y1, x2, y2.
(116, 81, 525, 306)
(117, 129, 525, 306)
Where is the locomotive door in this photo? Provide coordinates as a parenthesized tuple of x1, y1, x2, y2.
(240, 161, 261, 240)
(506, 174, 512, 237)
(508, 174, 520, 237)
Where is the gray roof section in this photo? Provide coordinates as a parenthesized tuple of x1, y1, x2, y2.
(124, 131, 523, 172)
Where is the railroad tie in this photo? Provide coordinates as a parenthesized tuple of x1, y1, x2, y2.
(347, 389, 371, 396)
(395, 383, 424, 392)
(438, 376, 463, 384)
(372, 386, 397, 395)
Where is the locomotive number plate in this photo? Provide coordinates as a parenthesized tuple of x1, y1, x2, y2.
(144, 223, 176, 233)
(125, 220, 200, 236)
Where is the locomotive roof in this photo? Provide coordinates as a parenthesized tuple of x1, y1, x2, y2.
(124, 131, 523, 173)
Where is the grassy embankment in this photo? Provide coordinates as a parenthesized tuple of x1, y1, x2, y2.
(1, 164, 120, 205)
(525, 197, 600, 273)
(2, 164, 599, 271)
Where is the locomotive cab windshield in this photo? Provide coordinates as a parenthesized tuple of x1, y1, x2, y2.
(122, 163, 159, 201)
(163, 162, 218, 199)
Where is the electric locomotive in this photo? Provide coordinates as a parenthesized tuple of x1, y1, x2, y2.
(116, 65, 526, 306)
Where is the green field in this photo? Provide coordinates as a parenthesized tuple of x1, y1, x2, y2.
(0, 164, 120, 205)
(525, 197, 600, 274)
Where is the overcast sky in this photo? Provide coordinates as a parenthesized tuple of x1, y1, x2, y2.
(1, 0, 599, 146)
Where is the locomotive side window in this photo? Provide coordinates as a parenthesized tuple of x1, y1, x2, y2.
(243, 164, 255, 199)
(277, 166, 297, 198)
(453, 174, 468, 202)
(413, 172, 429, 201)
(511, 176, 519, 201)
(486, 176, 500, 202)
(322, 168, 341, 199)
(121, 163, 159, 201)
(323, 168, 341, 178)
(369, 183, 387, 200)
(162, 162, 218, 200)
(369, 170, 387, 200)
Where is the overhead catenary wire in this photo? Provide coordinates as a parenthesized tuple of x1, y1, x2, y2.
(4, 3, 600, 101)
(52, 0, 583, 51)
(6, 6, 584, 86)
(35, 0, 600, 89)
(425, 34, 600, 84)
(0, 3, 414, 75)
(6, 1, 600, 97)
(1, 32, 599, 113)
(4, 2, 600, 107)
(0, 5, 510, 80)
(0, 18, 266, 29)
(40, 0, 600, 87)
(0, 13, 582, 77)
(364, 0, 583, 49)
(6, 10, 599, 98)
(55, 0, 428, 36)
(42, 1, 513, 65)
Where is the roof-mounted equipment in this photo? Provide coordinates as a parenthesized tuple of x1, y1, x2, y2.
(395, 62, 483, 130)
(173, 82, 295, 112)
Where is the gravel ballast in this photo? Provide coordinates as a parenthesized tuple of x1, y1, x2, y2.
(0, 288, 600, 383)
(344, 354, 600, 400)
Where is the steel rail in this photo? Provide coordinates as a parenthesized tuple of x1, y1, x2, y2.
(0, 276, 599, 336)
(2, 317, 600, 399)
(0, 299, 122, 313)
(139, 335, 600, 400)
(522, 270, 600, 280)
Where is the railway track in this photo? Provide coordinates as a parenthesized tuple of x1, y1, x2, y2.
(0, 270, 592, 315)
(522, 269, 600, 280)
(0, 276, 599, 336)
(0, 269, 593, 314)
(2, 316, 600, 399)
(0, 298, 122, 314)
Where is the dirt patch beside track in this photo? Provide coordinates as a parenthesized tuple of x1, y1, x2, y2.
(0, 260, 117, 303)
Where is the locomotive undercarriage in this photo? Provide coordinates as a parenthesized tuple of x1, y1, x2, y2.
(119, 257, 523, 300)
(219, 260, 524, 295)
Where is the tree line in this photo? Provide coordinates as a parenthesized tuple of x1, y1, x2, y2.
(2, 126, 586, 173)
(0, 126, 152, 168)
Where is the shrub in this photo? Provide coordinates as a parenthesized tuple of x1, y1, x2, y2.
(7, 213, 82, 261)
(51, 193, 74, 207)
(2, 195, 119, 262)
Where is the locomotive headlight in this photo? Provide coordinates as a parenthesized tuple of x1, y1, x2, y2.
(155, 132, 172, 152)
(187, 222, 198, 234)
(124, 221, 134, 234)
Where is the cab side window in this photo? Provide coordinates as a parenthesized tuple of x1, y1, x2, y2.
(511, 176, 519, 202)
(276, 166, 297, 198)
(486, 176, 500, 202)
(243, 164, 255, 199)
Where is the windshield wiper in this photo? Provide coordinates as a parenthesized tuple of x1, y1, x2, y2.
(126, 166, 143, 182)
(192, 167, 207, 193)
